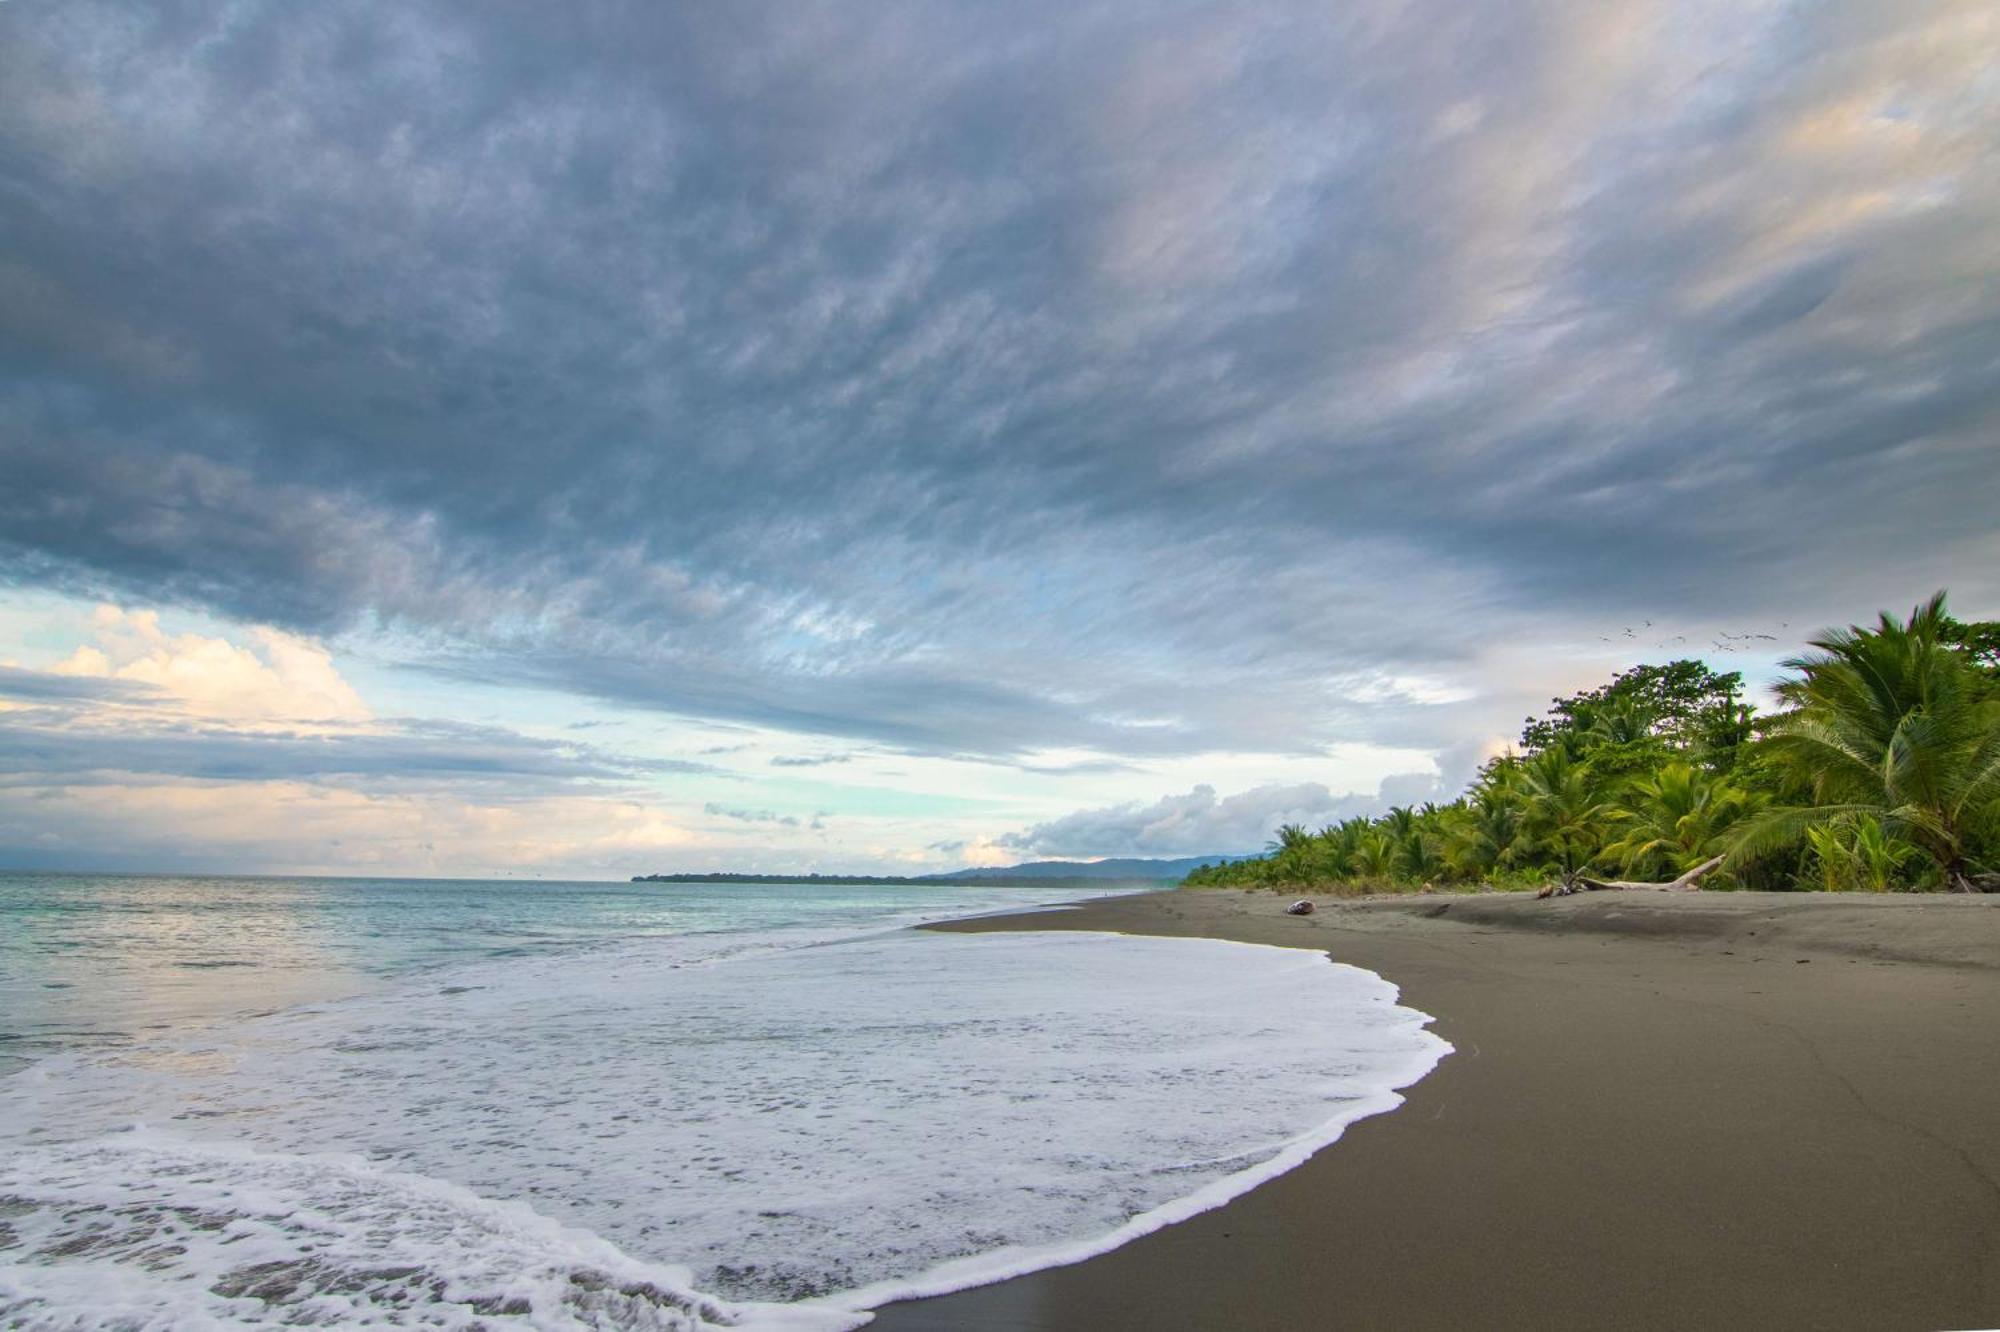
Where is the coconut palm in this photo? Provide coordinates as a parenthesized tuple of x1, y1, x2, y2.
(1399, 832, 1447, 883)
(1266, 823, 1313, 856)
(1731, 593, 2000, 892)
(1313, 819, 1368, 880)
(1381, 804, 1446, 882)
(1450, 770, 1530, 877)
(1264, 823, 1317, 881)
(1586, 695, 1657, 748)
(1804, 816, 1926, 892)
(1602, 761, 1756, 878)
(1354, 826, 1398, 880)
(1518, 747, 1618, 882)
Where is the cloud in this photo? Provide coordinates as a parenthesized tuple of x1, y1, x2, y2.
(0, 609, 735, 873)
(0, 608, 706, 792)
(0, 0, 1995, 777)
(769, 753, 854, 768)
(49, 606, 370, 725)
(1008, 772, 1448, 856)
(705, 802, 799, 828)
(0, 664, 161, 705)
(0, 782, 699, 879)
(0, 712, 703, 790)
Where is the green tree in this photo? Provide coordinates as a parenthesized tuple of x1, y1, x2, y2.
(1518, 747, 1618, 881)
(1601, 761, 1755, 878)
(1522, 659, 1752, 769)
(1448, 772, 1530, 878)
(1183, 592, 1989, 895)
(1265, 823, 1317, 881)
(1940, 615, 2000, 682)
(1804, 816, 1925, 892)
(1313, 818, 1370, 880)
(1354, 826, 1397, 880)
(1732, 593, 2000, 892)
(1383, 805, 1448, 882)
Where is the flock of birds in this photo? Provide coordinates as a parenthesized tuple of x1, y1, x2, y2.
(1597, 620, 1790, 653)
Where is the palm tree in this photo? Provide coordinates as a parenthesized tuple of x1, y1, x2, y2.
(1313, 820, 1365, 880)
(1804, 816, 1925, 892)
(1365, 805, 1435, 883)
(1602, 762, 1755, 878)
(1398, 831, 1447, 882)
(1267, 823, 1313, 856)
(1587, 695, 1657, 748)
(1731, 593, 2000, 892)
(1265, 823, 1317, 882)
(1354, 826, 1398, 880)
(1518, 747, 1618, 883)
(1450, 770, 1530, 877)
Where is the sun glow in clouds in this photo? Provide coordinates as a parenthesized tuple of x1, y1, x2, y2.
(51, 606, 371, 726)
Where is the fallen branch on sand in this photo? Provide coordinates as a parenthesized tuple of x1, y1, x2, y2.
(1536, 854, 1726, 900)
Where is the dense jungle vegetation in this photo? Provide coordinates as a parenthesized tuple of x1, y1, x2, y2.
(1183, 594, 2000, 894)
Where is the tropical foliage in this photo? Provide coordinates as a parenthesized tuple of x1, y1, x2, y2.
(1183, 594, 2000, 895)
(1729, 593, 2000, 893)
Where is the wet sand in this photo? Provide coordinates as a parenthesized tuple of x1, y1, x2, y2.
(871, 889, 2000, 1331)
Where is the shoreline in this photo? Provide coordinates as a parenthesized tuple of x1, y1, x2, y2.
(870, 888, 2000, 1331)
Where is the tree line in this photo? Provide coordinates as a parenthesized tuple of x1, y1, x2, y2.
(1183, 593, 2000, 894)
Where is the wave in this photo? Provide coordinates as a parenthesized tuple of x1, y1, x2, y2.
(0, 1131, 850, 1330)
(1, 928, 1448, 1325)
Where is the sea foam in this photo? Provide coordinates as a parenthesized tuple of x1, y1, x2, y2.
(1, 928, 1447, 1327)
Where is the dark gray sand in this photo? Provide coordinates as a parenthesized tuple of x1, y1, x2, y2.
(871, 890, 2000, 1331)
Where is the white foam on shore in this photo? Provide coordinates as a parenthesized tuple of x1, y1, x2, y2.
(0, 1132, 847, 1331)
(826, 1072, 1424, 1314)
(1, 929, 1448, 1327)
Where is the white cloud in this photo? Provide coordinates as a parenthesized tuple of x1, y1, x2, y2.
(0, 606, 719, 877)
(1336, 672, 1479, 707)
(52, 605, 369, 725)
(999, 776, 1420, 859)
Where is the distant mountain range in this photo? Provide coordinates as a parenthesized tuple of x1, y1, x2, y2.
(631, 854, 1253, 887)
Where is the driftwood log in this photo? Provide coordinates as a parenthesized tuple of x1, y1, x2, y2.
(1536, 854, 1725, 900)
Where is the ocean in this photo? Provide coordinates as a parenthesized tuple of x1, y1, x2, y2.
(0, 872, 1447, 1329)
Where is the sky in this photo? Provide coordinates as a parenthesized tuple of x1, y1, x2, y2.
(2, 0, 1996, 878)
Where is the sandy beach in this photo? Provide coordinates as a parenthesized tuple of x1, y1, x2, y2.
(873, 889, 2000, 1331)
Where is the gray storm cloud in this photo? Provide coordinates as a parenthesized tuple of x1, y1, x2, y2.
(2, 1, 1995, 764)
